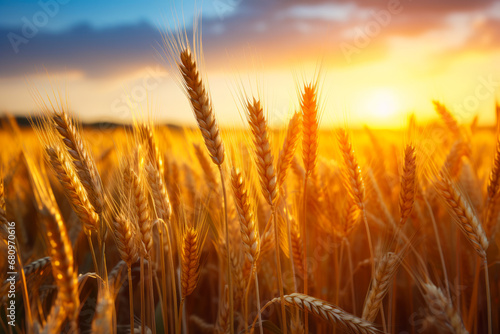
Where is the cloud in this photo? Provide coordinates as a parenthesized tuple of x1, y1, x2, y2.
(1, 0, 499, 80)
(0, 21, 162, 78)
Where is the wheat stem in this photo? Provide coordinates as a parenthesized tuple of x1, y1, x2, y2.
(128, 266, 135, 334)
(219, 166, 234, 334)
(484, 259, 492, 334)
(302, 175, 309, 333)
(273, 208, 288, 333)
(424, 197, 451, 300)
(140, 256, 145, 334)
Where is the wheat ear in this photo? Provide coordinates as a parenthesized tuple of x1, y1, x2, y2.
(301, 83, 319, 175)
(266, 293, 379, 334)
(290, 217, 305, 277)
(145, 162, 172, 222)
(246, 98, 278, 206)
(435, 173, 488, 258)
(362, 252, 400, 322)
(231, 167, 260, 264)
(113, 214, 139, 267)
(433, 100, 461, 137)
(131, 169, 152, 255)
(337, 128, 365, 209)
(139, 122, 164, 176)
(485, 137, 500, 235)
(422, 283, 468, 334)
(178, 48, 225, 166)
(399, 145, 416, 225)
(277, 111, 302, 189)
(46, 145, 99, 233)
(442, 141, 470, 179)
(51, 108, 103, 213)
(181, 227, 202, 298)
(179, 226, 203, 334)
(22, 256, 52, 280)
(112, 213, 139, 334)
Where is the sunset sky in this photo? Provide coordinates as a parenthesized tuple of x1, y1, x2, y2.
(1, 0, 499, 128)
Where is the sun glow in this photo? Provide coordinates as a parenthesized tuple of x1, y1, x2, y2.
(349, 88, 404, 128)
(365, 89, 400, 119)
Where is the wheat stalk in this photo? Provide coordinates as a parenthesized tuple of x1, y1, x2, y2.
(145, 159, 174, 330)
(177, 45, 234, 332)
(300, 82, 319, 318)
(246, 96, 286, 332)
(194, 143, 218, 191)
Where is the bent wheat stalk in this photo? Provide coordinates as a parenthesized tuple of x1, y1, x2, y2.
(337, 128, 374, 273)
(435, 172, 491, 334)
(254, 293, 379, 334)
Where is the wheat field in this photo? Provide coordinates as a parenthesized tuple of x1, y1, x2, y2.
(1, 35, 500, 334)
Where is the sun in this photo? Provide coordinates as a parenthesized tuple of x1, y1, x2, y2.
(351, 88, 401, 127)
(366, 89, 399, 118)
